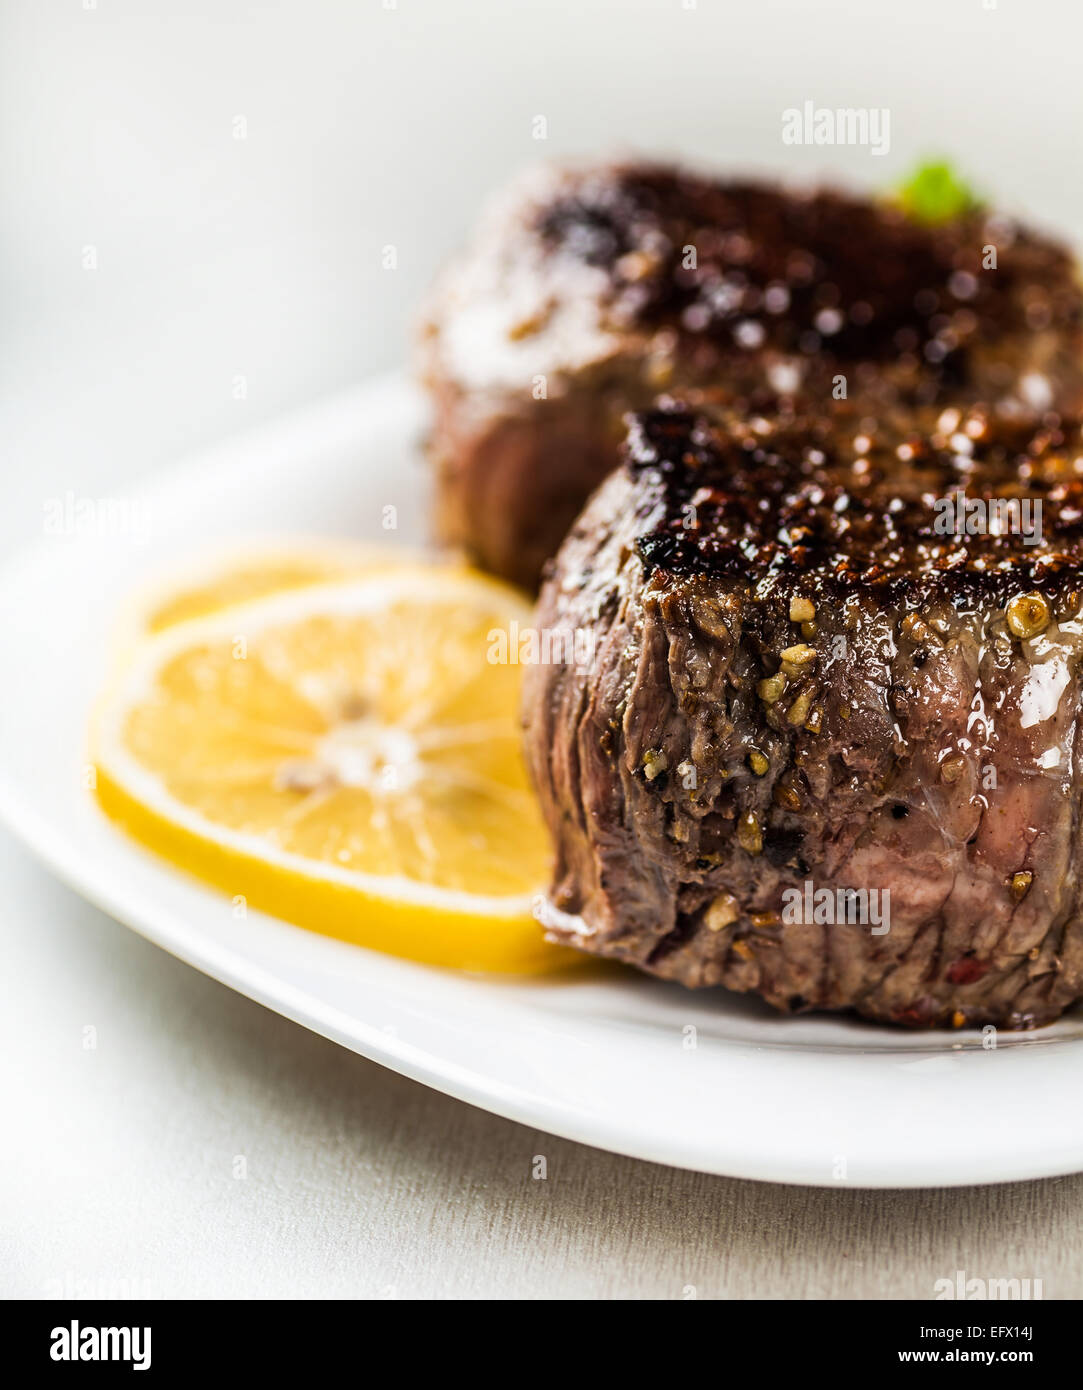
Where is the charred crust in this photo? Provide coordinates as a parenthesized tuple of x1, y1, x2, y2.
(628, 399, 1083, 608)
(535, 166, 1082, 375)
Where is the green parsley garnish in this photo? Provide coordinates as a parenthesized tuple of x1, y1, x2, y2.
(896, 161, 978, 224)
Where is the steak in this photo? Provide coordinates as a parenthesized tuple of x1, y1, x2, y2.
(522, 398, 1083, 1028)
(422, 162, 1083, 590)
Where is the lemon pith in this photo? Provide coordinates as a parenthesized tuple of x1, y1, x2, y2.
(93, 564, 573, 973)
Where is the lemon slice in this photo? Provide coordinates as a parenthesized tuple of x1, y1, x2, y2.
(93, 565, 569, 972)
(140, 541, 377, 633)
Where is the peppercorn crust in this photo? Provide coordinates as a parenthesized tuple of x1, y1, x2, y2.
(631, 400, 1083, 608)
(423, 161, 1083, 590)
(535, 168, 1082, 374)
(523, 399, 1083, 1029)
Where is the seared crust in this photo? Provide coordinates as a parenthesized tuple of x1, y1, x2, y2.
(535, 169, 1082, 373)
(423, 163, 1083, 589)
(629, 400, 1083, 607)
(523, 400, 1083, 1028)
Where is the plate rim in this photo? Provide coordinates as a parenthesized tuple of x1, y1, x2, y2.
(4, 370, 1083, 1190)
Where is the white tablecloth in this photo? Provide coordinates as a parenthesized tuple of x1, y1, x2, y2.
(4, 830, 1081, 1300)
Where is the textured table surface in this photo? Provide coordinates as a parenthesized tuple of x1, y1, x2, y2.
(3, 828, 1080, 1302)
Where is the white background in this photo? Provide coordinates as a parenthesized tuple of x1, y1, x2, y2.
(3, 0, 1083, 1298)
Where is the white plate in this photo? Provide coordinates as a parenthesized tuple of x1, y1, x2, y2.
(3, 372, 1082, 1189)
